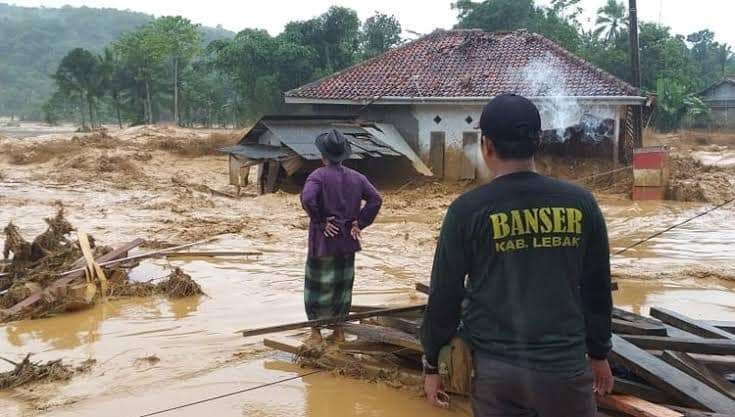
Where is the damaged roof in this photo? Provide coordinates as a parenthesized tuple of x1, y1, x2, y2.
(221, 116, 403, 161)
(285, 30, 641, 102)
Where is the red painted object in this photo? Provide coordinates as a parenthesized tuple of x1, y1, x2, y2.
(633, 146, 669, 170)
(633, 186, 667, 201)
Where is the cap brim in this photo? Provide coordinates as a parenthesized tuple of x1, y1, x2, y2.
(316, 141, 351, 162)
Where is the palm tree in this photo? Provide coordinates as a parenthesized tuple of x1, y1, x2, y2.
(594, 0, 627, 43)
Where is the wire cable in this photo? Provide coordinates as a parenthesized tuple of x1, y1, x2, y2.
(137, 369, 323, 417)
(613, 197, 735, 256)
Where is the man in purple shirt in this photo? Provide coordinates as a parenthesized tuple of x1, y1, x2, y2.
(300, 129, 383, 343)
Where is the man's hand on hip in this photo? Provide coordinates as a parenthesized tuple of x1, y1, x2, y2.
(590, 358, 614, 395)
(323, 217, 340, 237)
(424, 374, 450, 408)
(350, 220, 362, 242)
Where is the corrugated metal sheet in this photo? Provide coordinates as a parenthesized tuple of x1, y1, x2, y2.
(219, 144, 293, 160)
(222, 116, 430, 177)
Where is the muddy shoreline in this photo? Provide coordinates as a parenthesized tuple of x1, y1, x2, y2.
(1, 125, 734, 416)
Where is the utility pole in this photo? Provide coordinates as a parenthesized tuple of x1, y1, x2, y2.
(629, 0, 643, 148)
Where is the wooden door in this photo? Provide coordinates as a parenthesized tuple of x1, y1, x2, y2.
(430, 132, 445, 178)
(461, 132, 479, 180)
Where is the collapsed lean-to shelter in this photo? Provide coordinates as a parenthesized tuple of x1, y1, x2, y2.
(222, 29, 648, 191)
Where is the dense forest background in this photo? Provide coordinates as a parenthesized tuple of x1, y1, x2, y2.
(0, 3, 232, 121)
(1, 0, 733, 130)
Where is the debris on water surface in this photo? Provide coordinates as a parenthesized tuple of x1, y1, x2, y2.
(156, 267, 204, 298)
(0, 354, 74, 390)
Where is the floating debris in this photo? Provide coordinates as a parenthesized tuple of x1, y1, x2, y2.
(156, 267, 204, 298)
(0, 354, 73, 390)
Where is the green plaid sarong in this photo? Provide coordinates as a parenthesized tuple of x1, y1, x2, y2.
(304, 255, 355, 321)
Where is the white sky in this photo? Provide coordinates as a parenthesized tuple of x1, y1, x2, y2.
(8, 0, 735, 46)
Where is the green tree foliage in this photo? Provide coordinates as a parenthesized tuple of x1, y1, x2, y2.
(655, 78, 710, 132)
(53, 48, 100, 129)
(362, 12, 403, 59)
(452, 0, 582, 52)
(593, 0, 627, 42)
(454, 0, 734, 130)
(149, 16, 202, 124)
(0, 4, 232, 120)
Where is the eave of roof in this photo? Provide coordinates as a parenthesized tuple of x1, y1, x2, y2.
(285, 95, 647, 106)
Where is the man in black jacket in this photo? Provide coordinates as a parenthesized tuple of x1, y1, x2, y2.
(420, 94, 613, 416)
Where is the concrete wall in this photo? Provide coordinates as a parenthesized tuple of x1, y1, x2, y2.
(285, 101, 625, 181)
(411, 103, 623, 180)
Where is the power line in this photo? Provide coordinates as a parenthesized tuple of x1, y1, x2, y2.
(613, 197, 735, 256)
(137, 370, 323, 417)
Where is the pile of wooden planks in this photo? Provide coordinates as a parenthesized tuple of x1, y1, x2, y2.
(258, 283, 735, 416)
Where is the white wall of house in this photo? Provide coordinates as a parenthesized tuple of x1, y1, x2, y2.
(412, 102, 624, 180)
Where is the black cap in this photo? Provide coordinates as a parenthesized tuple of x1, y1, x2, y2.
(479, 94, 541, 143)
(315, 129, 352, 163)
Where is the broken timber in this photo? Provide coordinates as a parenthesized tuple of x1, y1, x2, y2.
(613, 378, 674, 404)
(240, 305, 426, 337)
(660, 351, 735, 400)
(622, 336, 735, 356)
(164, 251, 262, 258)
(650, 308, 735, 340)
(263, 336, 423, 386)
(596, 394, 684, 417)
(610, 335, 735, 413)
(341, 323, 422, 352)
(2, 238, 145, 317)
(613, 318, 669, 336)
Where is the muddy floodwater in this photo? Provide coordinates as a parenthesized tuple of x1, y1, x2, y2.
(1, 126, 734, 416)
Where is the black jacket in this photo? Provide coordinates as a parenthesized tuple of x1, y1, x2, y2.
(420, 172, 612, 375)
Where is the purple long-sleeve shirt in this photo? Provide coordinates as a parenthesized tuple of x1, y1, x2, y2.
(301, 165, 383, 258)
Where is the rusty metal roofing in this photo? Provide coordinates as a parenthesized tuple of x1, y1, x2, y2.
(286, 29, 640, 101)
(221, 116, 405, 161)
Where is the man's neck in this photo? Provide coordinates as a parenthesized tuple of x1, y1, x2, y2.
(492, 158, 536, 179)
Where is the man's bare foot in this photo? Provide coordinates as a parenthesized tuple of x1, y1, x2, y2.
(326, 327, 346, 343)
(306, 328, 323, 345)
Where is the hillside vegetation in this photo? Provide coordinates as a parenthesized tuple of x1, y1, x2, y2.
(0, 3, 232, 119)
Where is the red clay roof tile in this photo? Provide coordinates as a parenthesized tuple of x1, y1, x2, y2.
(286, 30, 640, 101)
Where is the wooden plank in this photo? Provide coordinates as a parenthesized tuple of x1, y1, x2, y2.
(370, 316, 420, 335)
(613, 307, 666, 327)
(614, 318, 669, 336)
(240, 305, 426, 337)
(2, 238, 145, 317)
(623, 336, 735, 356)
(263, 337, 301, 355)
(596, 394, 684, 417)
(688, 354, 735, 374)
(701, 321, 735, 335)
(610, 335, 735, 413)
(263, 336, 423, 386)
(164, 251, 262, 258)
(342, 323, 423, 352)
(661, 351, 735, 400)
(415, 282, 429, 295)
(650, 308, 735, 340)
(613, 378, 675, 404)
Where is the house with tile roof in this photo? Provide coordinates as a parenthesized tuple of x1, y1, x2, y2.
(700, 77, 735, 129)
(283, 29, 646, 180)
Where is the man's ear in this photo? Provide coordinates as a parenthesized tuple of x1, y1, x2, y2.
(481, 136, 494, 159)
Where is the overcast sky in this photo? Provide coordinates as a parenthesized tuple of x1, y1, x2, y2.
(8, 0, 735, 46)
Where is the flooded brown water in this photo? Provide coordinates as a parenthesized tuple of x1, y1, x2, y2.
(1, 126, 734, 416)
